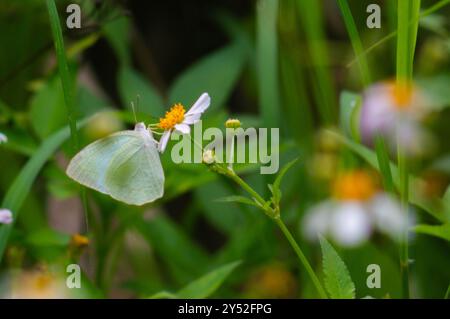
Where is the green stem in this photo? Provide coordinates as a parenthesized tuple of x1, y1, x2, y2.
(274, 217, 328, 299)
(397, 146, 410, 299)
(224, 170, 327, 298)
(225, 172, 267, 207)
(445, 283, 450, 299)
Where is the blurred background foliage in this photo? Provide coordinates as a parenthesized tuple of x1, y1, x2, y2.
(0, 0, 449, 298)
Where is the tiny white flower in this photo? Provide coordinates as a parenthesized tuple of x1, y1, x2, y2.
(0, 209, 13, 224)
(0, 132, 7, 144)
(157, 93, 210, 153)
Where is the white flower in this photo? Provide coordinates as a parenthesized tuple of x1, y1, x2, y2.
(303, 193, 407, 247)
(303, 170, 408, 247)
(329, 202, 372, 247)
(359, 81, 433, 156)
(370, 193, 409, 239)
(157, 93, 210, 153)
(0, 132, 7, 144)
(0, 209, 13, 224)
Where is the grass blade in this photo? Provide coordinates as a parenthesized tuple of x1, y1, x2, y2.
(46, 0, 79, 153)
(296, 0, 336, 123)
(337, 0, 371, 87)
(257, 0, 281, 128)
(374, 136, 395, 193)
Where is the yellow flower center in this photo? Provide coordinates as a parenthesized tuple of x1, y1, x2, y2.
(388, 81, 413, 110)
(158, 103, 185, 130)
(332, 170, 377, 201)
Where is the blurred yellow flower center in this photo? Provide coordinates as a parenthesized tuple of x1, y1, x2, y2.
(332, 170, 377, 201)
(389, 82, 413, 109)
(158, 104, 185, 130)
(33, 273, 53, 291)
(71, 234, 89, 247)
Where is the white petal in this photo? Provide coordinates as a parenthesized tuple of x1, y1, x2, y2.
(0, 132, 7, 144)
(0, 209, 13, 224)
(186, 93, 210, 116)
(158, 130, 171, 153)
(303, 201, 333, 241)
(174, 123, 191, 134)
(183, 113, 202, 125)
(330, 202, 372, 247)
(370, 193, 408, 240)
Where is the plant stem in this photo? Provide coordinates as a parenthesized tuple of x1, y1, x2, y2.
(226, 172, 267, 207)
(398, 146, 410, 299)
(224, 170, 327, 298)
(274, 217, 328, 299)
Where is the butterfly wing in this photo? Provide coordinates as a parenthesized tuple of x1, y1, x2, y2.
(66, 130, 164, 206)
(66, 131, 136, 195)
(104, 131, 164, 206)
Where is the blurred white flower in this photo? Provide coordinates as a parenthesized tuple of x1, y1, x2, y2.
(359, 81, 433, 156)
(157, 93, 210, 153)
(0, 209, 13, 224)
(0, 132, 7, 144)
(303, 170, 409, 247)
(3, 270, 70, 299)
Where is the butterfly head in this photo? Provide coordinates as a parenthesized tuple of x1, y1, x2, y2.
(134, 122, 146, 132)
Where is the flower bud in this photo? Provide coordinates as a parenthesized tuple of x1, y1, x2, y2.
(202, 149, 216, 164)
(225, 119, 241, 129)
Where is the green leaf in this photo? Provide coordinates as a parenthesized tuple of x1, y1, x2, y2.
(271, 157, 299, 205)
(319, 236, 356, 299)
(103, 15, 131, 65)
(339, 91, 361, 141)
(30, 76, 67, 139)
(118, 67, 164, 117)
(413, 224, 450, 242)
(169, 43, 247, 111)
(176, 261, 241, 298)
(0, 118, 91, 262)
(25, 228, 70, 247)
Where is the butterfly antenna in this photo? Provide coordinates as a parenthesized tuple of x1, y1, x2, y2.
(130, 101, 138, 124)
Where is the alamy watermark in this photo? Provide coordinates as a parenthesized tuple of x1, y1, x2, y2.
(168, 121, 280, 175)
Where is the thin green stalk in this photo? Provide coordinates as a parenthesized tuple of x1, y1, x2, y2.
(445, 283, 450, 299)
(46, 0, 79, 152)
(374, 136, 395, 193)
(46, 0, 91, 231)
(274, 217, 328, 299)
(224, 170, 327, 298)
(336, 0, 371, 87)
(257, 0, 281, 128)
(397, 146, 410, 298)
(296, 0, 336, 124)
(396, 0, 421, 299)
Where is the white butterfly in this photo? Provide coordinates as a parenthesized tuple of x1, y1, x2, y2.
(66, 122, 164, 206)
